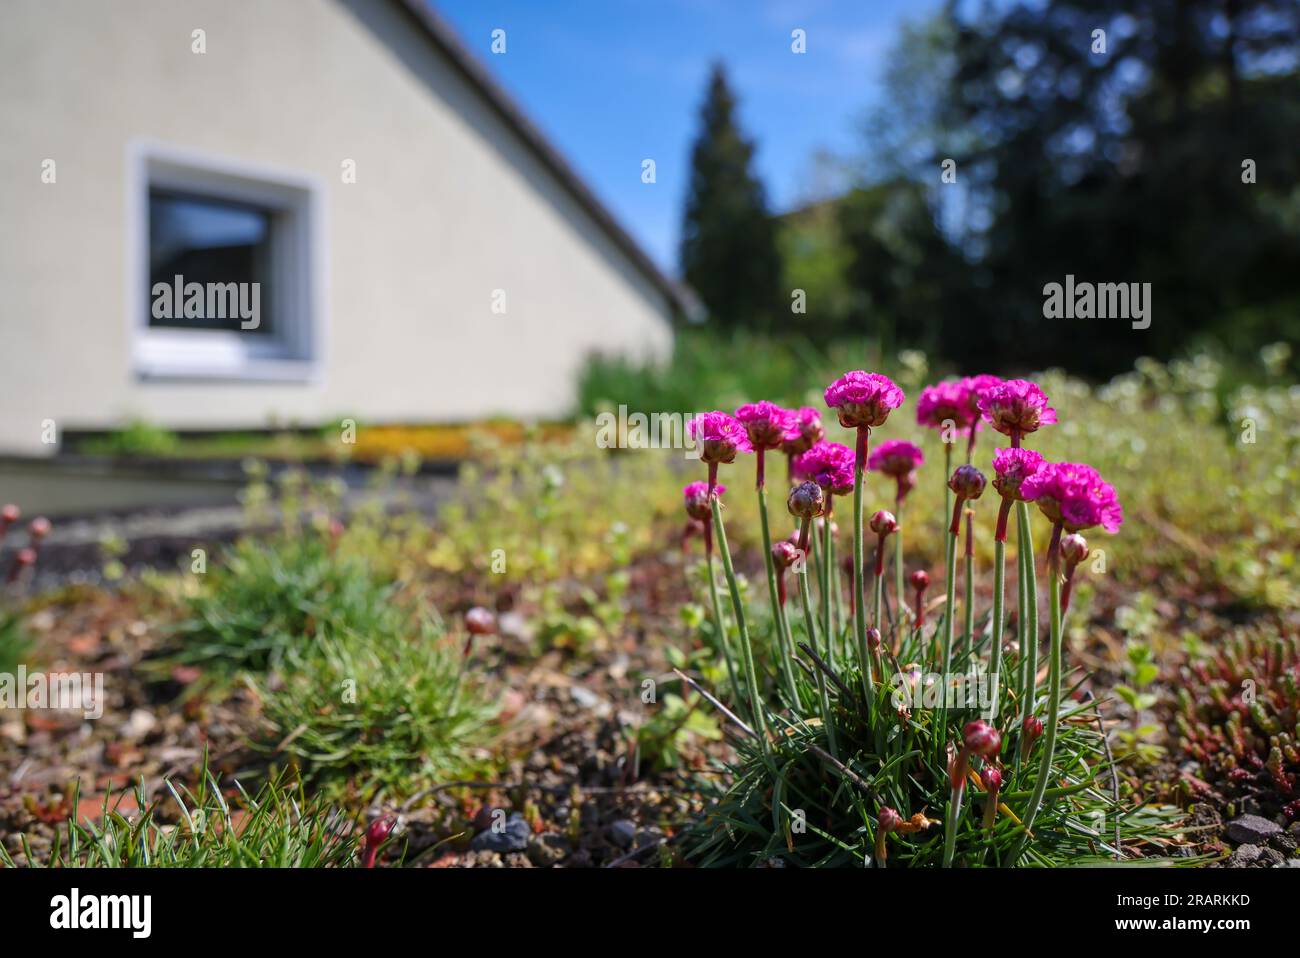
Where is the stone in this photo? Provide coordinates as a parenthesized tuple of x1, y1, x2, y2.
(607, 819, 637, 848)
(470, 813, 530, 853)
(1225, 814, 1282, 845)
(1228, 844, 1262, 866)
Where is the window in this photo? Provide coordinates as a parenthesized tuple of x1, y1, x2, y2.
(129, 143, 322, 380)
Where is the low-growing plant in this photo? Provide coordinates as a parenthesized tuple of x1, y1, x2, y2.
(2, 758, 358, 868)
(253, 613, 497, 799)
(1172, 627, 1299, 817)
(672, 373, 1188, 866)
(0, 504, 51, 673)
(173, 533, 401, 675)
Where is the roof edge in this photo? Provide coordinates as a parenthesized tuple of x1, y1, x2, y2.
(389, 0, 692, 319)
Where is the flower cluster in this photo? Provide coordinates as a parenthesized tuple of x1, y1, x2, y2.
(1021, 461, 1124, 534)
(824, 371, 905, 429)
(735, 401, 797, 450)
(687, 411, 752, 464)
(977, 379, 1057, 438)
(794, 441, 855, 497)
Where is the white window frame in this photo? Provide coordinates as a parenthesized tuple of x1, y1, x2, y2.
(127, 140, 325, 382)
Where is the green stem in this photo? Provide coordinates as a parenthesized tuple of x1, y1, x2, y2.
(822, 503, 834, 667)
(989, 536, 1006, 722)
(705, 549, 740, 706)
(963, 516, 975, 650)
(893, 496, 905, 635)
(853, 427, 871, 694)
(798, 516, 837, 759)
(1016, 500, 1039, 719)
(936, 511, 960, 756)
(711, 496, 768, 753)
(1012, 523, 1063, 862)
(942, 782, 965, 868)
(758, 477, 799, 703)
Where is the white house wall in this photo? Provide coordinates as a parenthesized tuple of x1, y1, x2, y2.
(0, 0, 674, 454)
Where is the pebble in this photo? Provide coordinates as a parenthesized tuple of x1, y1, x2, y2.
(607, 819, 637, 848)
(526, 833, 571, 867)
(1225, 814, 1282, 845)
(470, 813, 530, 853)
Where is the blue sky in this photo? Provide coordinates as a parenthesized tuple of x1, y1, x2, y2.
(432, 0, 943, 276)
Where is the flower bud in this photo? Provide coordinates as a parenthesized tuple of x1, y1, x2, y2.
(948, 464, 987, 501)
(1060, 532, 1089, 567)
(865, 627, 882, 651)
(1022, 715, 1044, 741)
(910, 569, 930, 593)
(786, 480, 824, 521)
(0, 504, 18, 527)
(869, 509, 897, 537)
(683, 481, 723, 522)
(28, 517, 51, 542)
(963, 719, 1002, 757)
(465, 606, 496, 636)
(878, 806, 901, 834)
(772, 540, 800, 570)
(980, 766, 1003, 793)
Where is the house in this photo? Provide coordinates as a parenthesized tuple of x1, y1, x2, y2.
(0, 0, 683, 455)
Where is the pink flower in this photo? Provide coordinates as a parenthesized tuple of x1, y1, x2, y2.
(991, 447, 1046, 501)
(683, 480, 724, 521)
(962, 374, 1003, 432)
(687, 411, 752, 464)
(794, 441, 855, 496)
(824, 371, 905, 429)
(781, 407, 824, 457)
(867, 439, 924, 477)
(977, 379, 1057, 437)
(916, 380, 976, 431)
(1021, 461, 1123, 533)
(735, 401, 798, 450)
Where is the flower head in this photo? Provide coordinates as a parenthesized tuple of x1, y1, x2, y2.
(787, 480, 825, 521)
(865, 627, 882, 651)
(1021, 461, 1123, 533)
(0, 504, 18, 527)
(977, 379, 1057, 437)
(683, 480, 724, 521)
(869, 509, 898, 537)
(916, 380, 976, 431)
(772, 539, 800, 570)
(868, 439, 924, 477)
(991, 447, 1046, 501)
(980, 766, 1003, 792)
(910, 569, 930, 593)
(1023, 715, 1044, 742)
(794, 441, 855, 497)
(735, 401, 798, 450)
(687, 411, 752, 464)
(963, 719, 1002, 757)
(824, 371, 905, 429)
(781, 407, 824, 457)
(948, 464, 987, 501)
(963, 374, 1003, 420)
(465, 607, 496, 636)
(28, 517, 51, 542)
(878, 806, 902, 834)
